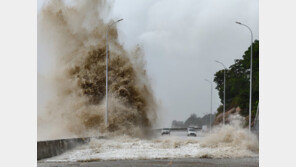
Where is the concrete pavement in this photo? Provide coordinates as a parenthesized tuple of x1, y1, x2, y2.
(38, 157, 259, 167)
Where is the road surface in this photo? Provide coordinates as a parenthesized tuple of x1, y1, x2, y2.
(38, 129, 258, 166)
(38, 157, 258, 167)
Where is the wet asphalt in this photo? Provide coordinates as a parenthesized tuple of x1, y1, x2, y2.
(38, 157, 259, 167)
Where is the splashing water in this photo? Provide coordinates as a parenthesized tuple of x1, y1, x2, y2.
(38, 0, 258, 160)
(38, 0, 157, 140)
(44, 114, 258, 161)
(199, 114, 259, 158)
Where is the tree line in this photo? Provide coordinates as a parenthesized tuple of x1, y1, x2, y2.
(213, 40, 259, 120)
(171, 113, 215, 128)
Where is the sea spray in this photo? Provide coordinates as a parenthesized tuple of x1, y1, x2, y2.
(38, 0, 157, 140)
(199, 114, 259, 157)
(44, 114, 258, 161)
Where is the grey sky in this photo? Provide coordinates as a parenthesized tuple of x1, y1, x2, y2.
(38, 0, 259, 127)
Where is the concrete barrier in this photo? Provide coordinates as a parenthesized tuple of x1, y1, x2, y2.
(37, 137, 90, 160)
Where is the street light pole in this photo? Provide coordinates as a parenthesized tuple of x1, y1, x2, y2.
(105, 18, 123, 127)
(205, 79, 213, 132)
(215, 60, 227, 125)
(236, 21, 253, 131)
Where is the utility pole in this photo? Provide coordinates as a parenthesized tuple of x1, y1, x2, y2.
(105, 19, 124, 127)
(205, 79, 213, 132)
(215, 60, 227, 125)
(236, 21, 253, 131)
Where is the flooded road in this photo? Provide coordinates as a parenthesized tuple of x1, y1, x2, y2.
(41, 130, 257, 161)
(39, 128, 258, 164)
(39, 116, 258, 166)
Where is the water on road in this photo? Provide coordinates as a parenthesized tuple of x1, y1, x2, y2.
(43, 129, 258, 162)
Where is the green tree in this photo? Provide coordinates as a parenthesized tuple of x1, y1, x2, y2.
(214, 40, 259, 119)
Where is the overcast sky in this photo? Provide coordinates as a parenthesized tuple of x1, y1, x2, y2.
(38, 0, 259, 127)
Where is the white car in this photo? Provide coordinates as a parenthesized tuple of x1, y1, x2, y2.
(161, 128, 171, 135)
(187, 127, 197, 137)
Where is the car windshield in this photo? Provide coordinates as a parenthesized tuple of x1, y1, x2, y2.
(188, 128, 195, 131)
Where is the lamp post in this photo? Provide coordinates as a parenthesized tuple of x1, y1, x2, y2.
(236, 21, 253, 131)
(105, 18, 123, 127)
(205, 79, 213, 132)
(215, 60, 226, 125)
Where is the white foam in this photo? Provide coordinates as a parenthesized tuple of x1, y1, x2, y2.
(44, 114, 258, 161)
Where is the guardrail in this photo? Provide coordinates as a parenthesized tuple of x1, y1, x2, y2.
(153, 127, 202, 131)
(37, 137, 90, 160)
(37, 128, 203, 160)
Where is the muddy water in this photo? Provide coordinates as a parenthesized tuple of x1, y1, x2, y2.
(38, 0, 157, 140)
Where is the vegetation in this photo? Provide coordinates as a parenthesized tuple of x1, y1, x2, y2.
(213, 40, 259, 118)
(171, 113, 215, 128)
